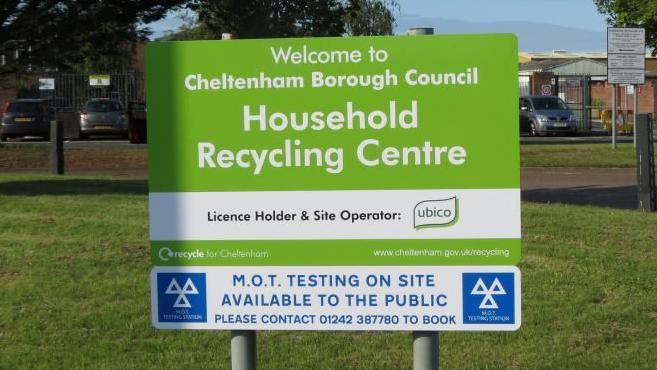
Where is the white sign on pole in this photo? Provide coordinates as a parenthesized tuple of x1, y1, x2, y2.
(38, 78, 55, 90)
(607, 28, 645, 53)
(89, 74, 110, 86)
(151, 266, 521, 331)
(607, 28, 645, 85)
(608, 54, 645, 69)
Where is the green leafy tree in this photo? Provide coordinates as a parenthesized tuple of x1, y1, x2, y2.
(595, 0, 657, 53)
(185, 0, 398, 39)
(1, 0, 186, 73)
(345, 0, 398, 36)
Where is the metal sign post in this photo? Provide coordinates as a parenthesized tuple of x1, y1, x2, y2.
(407, 27, 440, 370)
(413, 331, 439, 370)
(231, 330, 257, 370)
(612, 85, 617, 149)
(219, 32, 258, 370)
(634, 84, 638, 147)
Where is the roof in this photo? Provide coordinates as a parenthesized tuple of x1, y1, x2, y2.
(519, 59, 574, 72)
(519, 58, 607, 73)
(520, 51, 657, 60)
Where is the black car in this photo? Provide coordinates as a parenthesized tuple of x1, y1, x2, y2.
(520, 95, 578, 136)
(1, 99, 53, 141)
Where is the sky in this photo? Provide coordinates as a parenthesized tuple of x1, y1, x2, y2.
(398, 0, 608, 32)
(147, 0, 610, 46)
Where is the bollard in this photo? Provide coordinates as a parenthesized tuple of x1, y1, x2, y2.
(49, 120, 64, 175)
(635, 113, 655, 211)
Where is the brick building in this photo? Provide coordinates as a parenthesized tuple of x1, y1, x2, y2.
(519, 53, 657, 118)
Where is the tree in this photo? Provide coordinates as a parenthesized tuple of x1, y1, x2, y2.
(1, 0, 187, 73)
(344, 0, 398, 36)
(187, 0, 398, 39)
(595, 0, 657, 53)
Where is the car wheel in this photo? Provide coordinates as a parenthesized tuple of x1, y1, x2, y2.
(79, 133, 88, 140)
(529, 122, 538, 137)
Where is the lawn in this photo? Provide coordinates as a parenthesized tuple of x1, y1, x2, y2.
(1, 173, 657, 369)
(521, 142, 648, 168)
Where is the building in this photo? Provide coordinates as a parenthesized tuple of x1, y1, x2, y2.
(519, 51, 657, 125)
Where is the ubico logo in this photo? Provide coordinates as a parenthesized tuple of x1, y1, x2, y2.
(413, 197, 459, 229)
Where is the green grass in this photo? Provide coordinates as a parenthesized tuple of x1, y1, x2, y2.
(521, 143, 648, 168)
(1, 173, 657, 369)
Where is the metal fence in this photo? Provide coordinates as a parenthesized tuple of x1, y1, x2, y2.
(520, 72, 606, 132)
(16, 71, 145, 112)
(554, 74, 592, 131)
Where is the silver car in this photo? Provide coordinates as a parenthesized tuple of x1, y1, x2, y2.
(79, 99, 128, 139)
(520, 96, 578, 136)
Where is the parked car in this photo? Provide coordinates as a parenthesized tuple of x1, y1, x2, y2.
(0, 99, 53, 141)
(520, 95, 578, 136)
(79, 99, 128, 139)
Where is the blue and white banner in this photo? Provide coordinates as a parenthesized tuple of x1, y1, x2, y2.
(151, 266, 520, 331)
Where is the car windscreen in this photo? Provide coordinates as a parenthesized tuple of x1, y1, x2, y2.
(8, 102, 41, 114)
(531, 98, 568, 110)
(86, 101, 122, 112)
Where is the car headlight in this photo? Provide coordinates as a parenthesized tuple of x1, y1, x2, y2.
(536, 115, 548, 122)
(568, 114, 577, 122)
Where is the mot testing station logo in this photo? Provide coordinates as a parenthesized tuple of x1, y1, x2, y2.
(462, 273, 514, 324)
(157, 273, 207, 323)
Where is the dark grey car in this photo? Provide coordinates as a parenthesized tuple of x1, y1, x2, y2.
(1, 99, 52, 141)
(79, 99, 128, 139)
(520, 96, 578, 136)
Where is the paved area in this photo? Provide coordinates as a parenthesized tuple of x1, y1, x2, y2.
(521, 167, 637, 209)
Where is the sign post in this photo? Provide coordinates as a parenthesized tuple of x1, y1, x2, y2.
(407, 26, 440, 370)
(612, 85, 617, 149)
(607, 28, 645, 149)
(147, 34, 521, 368)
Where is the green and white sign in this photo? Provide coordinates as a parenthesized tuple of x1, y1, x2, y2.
(147, 34, 520, 267)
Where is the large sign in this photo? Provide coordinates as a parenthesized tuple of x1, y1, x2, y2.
(147, 35, 521, 331)
(608, 28, 645, 84)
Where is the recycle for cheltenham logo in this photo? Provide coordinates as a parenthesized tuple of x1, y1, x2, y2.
(157, 273, 207, 323)
(462, 273, 515, 324)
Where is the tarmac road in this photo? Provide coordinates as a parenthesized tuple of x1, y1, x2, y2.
(2, 134, 650, 147)
(1, 137, 643, 209)
(521, 167, 637, 209)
